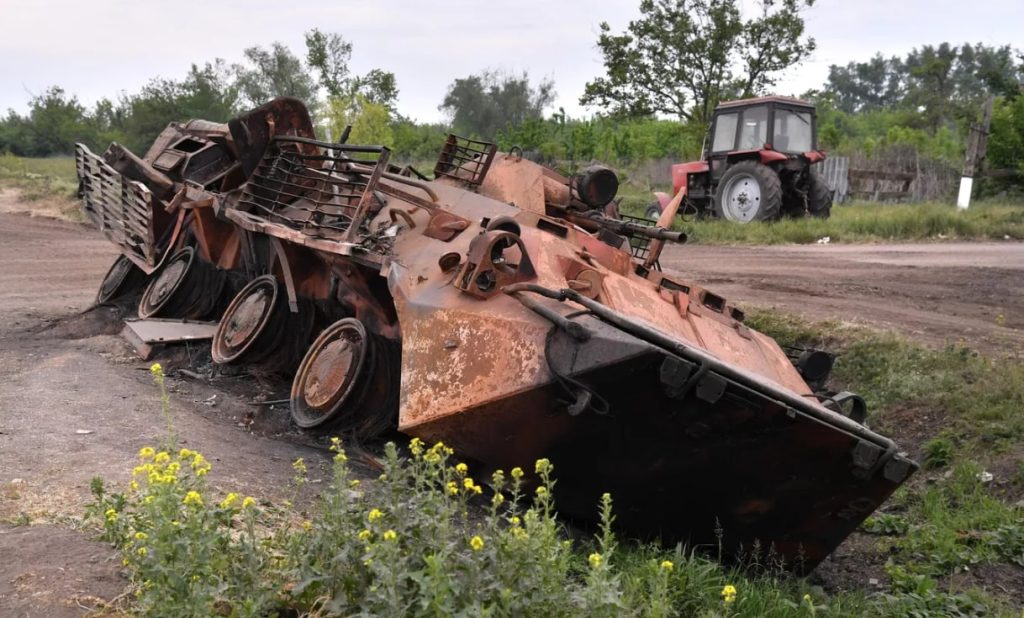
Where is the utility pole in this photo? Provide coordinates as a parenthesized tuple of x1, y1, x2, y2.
(957, 96, 995, 209)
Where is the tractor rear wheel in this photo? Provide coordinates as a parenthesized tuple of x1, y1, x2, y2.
(714, 161, 782, 223)
(807, 168, 833, 219)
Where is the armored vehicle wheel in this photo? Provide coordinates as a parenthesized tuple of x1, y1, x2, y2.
(714, 161, 782, 223)
(212, 275, 284, 365)
(290, 318, 398, 435)
(807, 168, 833, 219)
(96, 254, 147, 304)
(138, 247, 225, 319)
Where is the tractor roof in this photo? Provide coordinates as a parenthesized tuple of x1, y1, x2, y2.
(715, 96, 814, 110)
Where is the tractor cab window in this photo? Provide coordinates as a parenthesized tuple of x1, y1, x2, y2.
(711, 113, 738, 152)
(737, 106, 769, 150)
(773, 109, 813, 153)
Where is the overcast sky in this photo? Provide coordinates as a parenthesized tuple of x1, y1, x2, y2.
(1, 0, 1021, 122)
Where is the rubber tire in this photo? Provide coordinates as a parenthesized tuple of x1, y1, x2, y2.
(807, 168, 833, 219)
(713, 160, 782, 223)
(644, 202, 661, 221)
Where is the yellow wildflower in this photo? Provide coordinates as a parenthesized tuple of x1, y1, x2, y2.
(330, 436, 342, 450)
(535, 486, 548, 497)
(138, 447, 155, 460)
(463, 478, 475, 490)
(469, 535, 485, 551)
(196, 466, 209, 477)
(104, 508, 118, 522)
(660, 560, 674, 572)
(803, 593, 812, 604)
(368, 508, 384, 522)
(446, 481, 459, 496)
(241, 496, 256, 509)
(491, 469, 505, 486)
(492, 492, 505, 506)
(409, 437, 423, 456)
(509, 516, 521, 527)
(334, 451, 347, 463)
(302, 520, 313, 532)
(722, 584, 737, 605)
(191, 453, 206, 470)
(143, 495, 154, 505)
(129, 480, 139, 491)
(534, 458, 551, 474)
(132, 465, 147, 477)
(166, 462, 180, 474)
(350, 479, 361, 488)
(183, 491, 203, 506)
(292, 458, 307, 475)
(154, 451, 170, 465)
(512, 527, 528, 539)
(149, 363, 163, 376)
(179, 448, 192, 459)
(588, 552, 602, 569)
(383, 529, 397, 542)
(137, 547, 148, 557)
(511, 467, 524, 480)
(455, 462, 468, 475)
(134, 531, 148, 541)
(219, 492, 239, 509)
(358, 529, 372, 542)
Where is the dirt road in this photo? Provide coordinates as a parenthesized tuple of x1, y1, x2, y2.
(0, 209, 330, 616)
(661, 242, 1024, 352)
(2, 201, 1022, 614)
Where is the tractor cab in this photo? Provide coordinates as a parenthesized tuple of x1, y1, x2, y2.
(707, 97, 819, 180)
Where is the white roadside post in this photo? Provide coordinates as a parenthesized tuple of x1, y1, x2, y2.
(957, 96, 995, 210)
(956, 177, 973, 210)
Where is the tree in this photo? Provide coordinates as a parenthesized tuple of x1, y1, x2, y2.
(439, 70, 555, 139)
(16, 87, 94, 156)
(123, 61, 239, 153)
(305, 29, 399, 112)
(305, 28, 353, 99)
(580, 0, 816, 124)
(824, 54, 905, 113)
(234, 43, 317, 108)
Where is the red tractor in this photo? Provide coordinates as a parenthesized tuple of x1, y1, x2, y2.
(646, 96, 832, 223)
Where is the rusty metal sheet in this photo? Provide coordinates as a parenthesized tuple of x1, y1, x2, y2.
(120, 319, 219, 360)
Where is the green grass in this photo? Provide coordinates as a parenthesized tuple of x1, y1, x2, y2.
(0, 154, 81, 220)
(748, 310, 1024, 614)
(746, 310, 1024, 452)
(616, 182, 1024, 244)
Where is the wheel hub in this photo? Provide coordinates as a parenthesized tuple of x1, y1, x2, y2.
(291, 318, 370, 428)
(223, 288, 270, 348)
(722, 174, 762, 222)
(138, 247, 194, 318)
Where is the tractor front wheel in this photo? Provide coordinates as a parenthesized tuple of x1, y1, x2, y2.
(644, 202, 661, 220)
(807, 168, 833, 219)
(714, 161, 782, 223)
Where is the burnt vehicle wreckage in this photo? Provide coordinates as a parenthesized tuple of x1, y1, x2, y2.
(75, 97, 916, 571)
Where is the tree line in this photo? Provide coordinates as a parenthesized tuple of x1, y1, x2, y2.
(2, 0, 1023, 178)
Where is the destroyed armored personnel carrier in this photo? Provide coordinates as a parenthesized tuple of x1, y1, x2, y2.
(76, 98, 916, 571)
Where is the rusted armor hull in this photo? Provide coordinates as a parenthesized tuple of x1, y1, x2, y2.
(75, 98, 916, 571)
